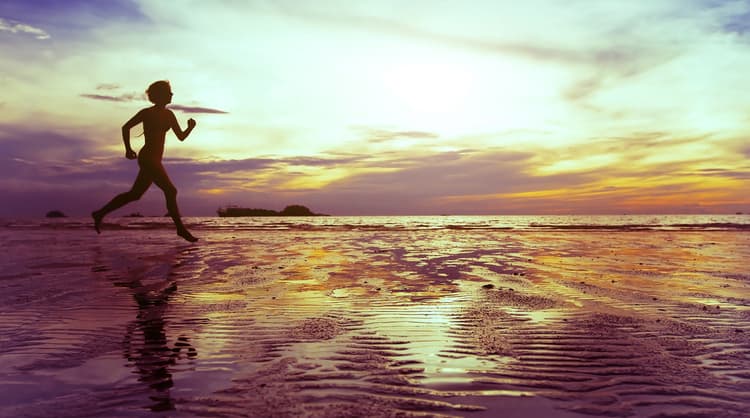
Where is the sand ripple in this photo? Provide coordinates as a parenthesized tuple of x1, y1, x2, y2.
(0, 229, 749, 417)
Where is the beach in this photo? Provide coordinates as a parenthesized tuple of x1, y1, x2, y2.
(1, 216, 749, 417)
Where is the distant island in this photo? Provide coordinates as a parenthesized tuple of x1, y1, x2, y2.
(217, 204, 327, 217)
(45, 210, 67, 218)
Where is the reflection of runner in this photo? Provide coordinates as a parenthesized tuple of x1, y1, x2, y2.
(121, 280, 197, 412)
(92, 80, 198, 242)
(94, 245, 198, 412)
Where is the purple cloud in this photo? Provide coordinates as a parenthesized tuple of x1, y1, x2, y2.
(2, 122, 748, 217)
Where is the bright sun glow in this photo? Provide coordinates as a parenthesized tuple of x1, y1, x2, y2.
(363, 48, 569, 137)
(381, 61, 473, 116)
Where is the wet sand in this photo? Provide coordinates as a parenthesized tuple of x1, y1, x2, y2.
(1, 227, 749, 417)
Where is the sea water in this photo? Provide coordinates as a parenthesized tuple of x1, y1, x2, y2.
(3, 214, 749, 232)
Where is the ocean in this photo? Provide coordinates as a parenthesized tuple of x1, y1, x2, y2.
(3, 213, 750, 232)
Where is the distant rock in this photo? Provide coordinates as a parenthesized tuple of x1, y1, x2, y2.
(280, 205, 315, 216)
(216, 207, 278, 217)
(45, 210, 67, 218)
(217, 204, 327, 217)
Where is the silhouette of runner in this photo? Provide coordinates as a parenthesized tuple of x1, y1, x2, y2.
(93, 80, 198, 242)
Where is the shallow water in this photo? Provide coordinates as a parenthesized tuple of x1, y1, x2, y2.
(1, 221, 749, 417)
(4, 214, 750, 232)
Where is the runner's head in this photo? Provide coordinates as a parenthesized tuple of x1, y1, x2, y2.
(146, 80, 172, 105)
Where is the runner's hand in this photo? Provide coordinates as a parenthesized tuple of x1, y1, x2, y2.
(126, 150, 137, 160)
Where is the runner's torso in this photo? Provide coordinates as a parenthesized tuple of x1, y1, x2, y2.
(139, 107, 172, 161)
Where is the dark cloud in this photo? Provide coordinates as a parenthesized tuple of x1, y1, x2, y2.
(168, 104, 229, 114)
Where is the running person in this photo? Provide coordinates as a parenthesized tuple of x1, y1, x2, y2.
(92, 80, 198, 242)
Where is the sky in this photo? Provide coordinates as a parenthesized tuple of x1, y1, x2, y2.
(1, 0, 749, 216)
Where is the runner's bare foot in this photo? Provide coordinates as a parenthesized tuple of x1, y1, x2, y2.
(92, 211, 103, 234)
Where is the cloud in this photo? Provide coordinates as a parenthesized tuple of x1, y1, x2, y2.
(358, 128, 439, 144)
(280, 155, 365, 167)
(95, 83, 120, 90)
(80, 93, 141, 102)
(270, 3, 704, 112)
(0, 17, 49, 39)
(1, 128, 748, 217)
(724, 14, 750, 34)
(695, 168, 750, 180)
(275, 149, 572, 214)
(79, 93, 228, 114)
(282, 129, 750, 214)
(563, 77, 606, 102)
(0, 123, 101, 161)
(207, 130, 746, 215)
(713, 0, 750, 35)
(164, 157, 277, 175)
(274, 2, 690, 74)
(0, 122, 372, 215)
(168, 105, 229, 114)
(0, 0, 146, 36)
(277, 7, 584, 64)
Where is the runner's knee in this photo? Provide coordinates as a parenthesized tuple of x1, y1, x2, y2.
(126, 188, 146, 201)
(163, 185, 177, 198)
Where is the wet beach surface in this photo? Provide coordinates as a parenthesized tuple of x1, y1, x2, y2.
(1, 226, 749, 417)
